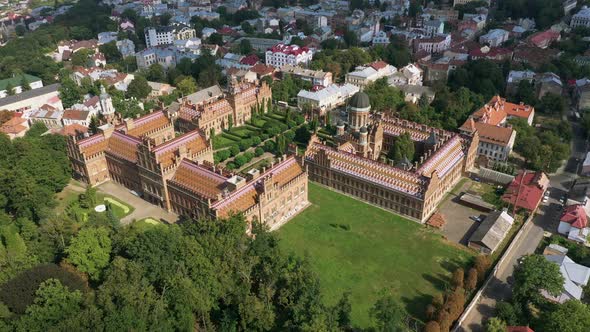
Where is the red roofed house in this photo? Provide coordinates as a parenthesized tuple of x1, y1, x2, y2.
(460, 95, 534, 161)
(240, 54, 259, 66)
(0, 116, 29, 139)
(265, 43, 312, 67)
(502, 170, 549, 212)
(558, 204, 590, 244)
(528, 30, 561, 49)
(507, 327, 534, 332)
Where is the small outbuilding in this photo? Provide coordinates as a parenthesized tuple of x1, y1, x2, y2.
(468, 210, 514, 254)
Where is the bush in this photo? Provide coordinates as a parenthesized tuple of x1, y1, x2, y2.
(238, 139, 252, 151)
(229, 145, 240, 157)
(465, 268, 478, 291)
(263, 140, 276, 153)
(252, 136, 262, 146)
(226, 162, 236, 170)
(244, 152, 254, 160)
(234, 155, 248, 167)
(260, 134, 269, 141)
(284, 130, 296, 141)
(474, 255, 491, 281)
(452, 268, 464, 289)
(254, 147, 264, 157)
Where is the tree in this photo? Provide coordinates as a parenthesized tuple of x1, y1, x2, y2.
(208, 33, 223, 46)
(388, 132, 415, 162)
(89, 116, 99, 134)
(126, 76, 151, 99)
(334, 292, 352, 330)
(370, 292, 408, 332)
(59, 77, 82, 108)
(495, 301, 522, 326)
(537, 93, 566, 114)
(71, 49, 93, 67)
(15, 25, 26, 36)
(485, 317, 506, 332)
(540, 300, 590, 332)
(452, 268, 465, 289)
(5, 82, 15, 96)
(175, 76, 197, 96)
(15, 279, 85, 331)
(465, 268, 478, 291)
(294, 126, 311, 145)
(513, 254, 564, 304)
(424, 321, 440, 332)
(474, 255, 491, 281)
(99, 41, 122, 62)
(239, 38, 253, 54)
(145, 63, 166, 82)
(66, 227, 112, 280)
(21, 76, 31, 91)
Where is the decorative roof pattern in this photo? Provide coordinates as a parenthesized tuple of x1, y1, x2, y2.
(169, 159, 227, 199)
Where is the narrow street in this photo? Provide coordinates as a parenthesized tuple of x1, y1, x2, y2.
(456, 115, 587, 331)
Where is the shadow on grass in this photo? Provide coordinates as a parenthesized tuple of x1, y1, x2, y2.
(401, 293, 434, 322)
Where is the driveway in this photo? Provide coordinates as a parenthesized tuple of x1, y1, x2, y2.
(96, 182, 178, 225)
(455, 115, 585, 331)
(438, 179, 485, 245)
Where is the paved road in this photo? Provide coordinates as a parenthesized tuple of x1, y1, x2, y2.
(456, 117, 587, 331)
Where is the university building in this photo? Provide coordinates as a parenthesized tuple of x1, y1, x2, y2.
(304, 92, 478, 223)
(174, 80, 272, 138)
(66, 109, 308, 229)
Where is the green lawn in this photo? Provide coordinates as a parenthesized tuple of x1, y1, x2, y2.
(55, 186, 134, 221)
(278, 183, 474, 327)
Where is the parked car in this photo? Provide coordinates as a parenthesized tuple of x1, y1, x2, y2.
(470, 215, 483, 222)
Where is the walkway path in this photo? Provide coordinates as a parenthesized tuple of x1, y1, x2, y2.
(95, 182, 178, 225)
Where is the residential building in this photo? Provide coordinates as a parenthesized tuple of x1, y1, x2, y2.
(0, 116, 29, 139)
(388, 63, 423, 87)
(62, 109, 92, 127)
(147, 81, 175, 97)
(265, 44, 312, 67)
(71, 67, 134, 92)
(398, 85, 435, 104)
(479, 29, 509, 47)
(575, 78, 590, 110)
(0, 74, 43, 98)
(116, 39, 135, 58)
(345, 61, 398, 88)
(372, 31, 390, 45)
(135, 47, 199, 70)
(0, 83, 63, 112)
(234, 37, 282, 52)
(53, 39, 98, 62)
(558, 204, 590, 244)
(423, 19, 444, 37)
(296, 84, 359, 112)
(460, 96, 534, 162)
(506, 70, 536, 95)
(528, 30, 561, 49)
(470, 46, 513, 61)
(423, 8, 459, 22)
(145, 26, 175, 47)
(303, 92, 479, 223)
(97, 31, 117, 45)
(468, 210, 515, 254)
(413, 34, 451, 54)
(26, 106, 63, 129)
(536, 72, 563, 99)
(454, 0, 489, 5)
(280, 65, 332, 87)
(66, 111, 308, 229)
(543, 246, 590, 303)
(502, 171, 549, 212)
(571, 6, 590, 28)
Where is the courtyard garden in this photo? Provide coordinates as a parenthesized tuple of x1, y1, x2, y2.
(278, 183, 475, 328)
(56, 185, 134, 222)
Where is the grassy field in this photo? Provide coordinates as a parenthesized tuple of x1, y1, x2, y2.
(278, 183, 474, 327)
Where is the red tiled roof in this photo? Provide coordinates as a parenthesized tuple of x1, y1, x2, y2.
(56, 123, 88, 137)
(63, 109, 91, 121)
(560, 204, 588, 229)
(529, 30, 560, 47)
(502, 171, 547, 211)
(268, 43, 310, 55)
(507, 327, 534, 332)
(370, 60, 388, 70)
(250, 63, 275, 76)
(240, 54, 259, 66)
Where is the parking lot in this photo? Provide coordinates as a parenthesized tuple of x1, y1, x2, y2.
(437, 179, 490, 245)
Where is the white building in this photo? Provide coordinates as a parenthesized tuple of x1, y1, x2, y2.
(0, 83, 63, 112)
(558, 204, 590, 245)
(145, 26, 175, 47)
(571, 6, 590, 28)
(135, 47, 199, 70)
(388, 63, 423, 87)
(543, 246, 590, 304)
(297, 84, 359, 112)
(479, 29, 509, 47)
(97, 31, 118, 45)
(345, 61, 397, 88)
(423, 20, 444, 37)
(265, 43, 313, 67)
(414, 34, 451, 54)
(0, 74, 43, 98)
(372, 31, 390, 45)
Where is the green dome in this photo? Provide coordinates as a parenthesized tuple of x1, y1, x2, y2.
(349, 91, 370, 109)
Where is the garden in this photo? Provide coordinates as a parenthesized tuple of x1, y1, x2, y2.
(212, 107, 310, 170)
(59, 185, 134, 223)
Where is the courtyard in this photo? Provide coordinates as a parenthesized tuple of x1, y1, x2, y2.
(278, 183, 475, 327)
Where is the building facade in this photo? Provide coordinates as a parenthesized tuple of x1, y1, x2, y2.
(66, 110, 308, 228)
(303, 92, 478, 223)
(265, 44, 312, 67)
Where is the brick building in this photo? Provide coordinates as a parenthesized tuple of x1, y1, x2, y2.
(303, 92, 479, 223)
(66, 109, 308, 228)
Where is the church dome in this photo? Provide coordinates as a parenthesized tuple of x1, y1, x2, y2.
(349, 91, 370, 109)
(359, 126, 368, 133)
